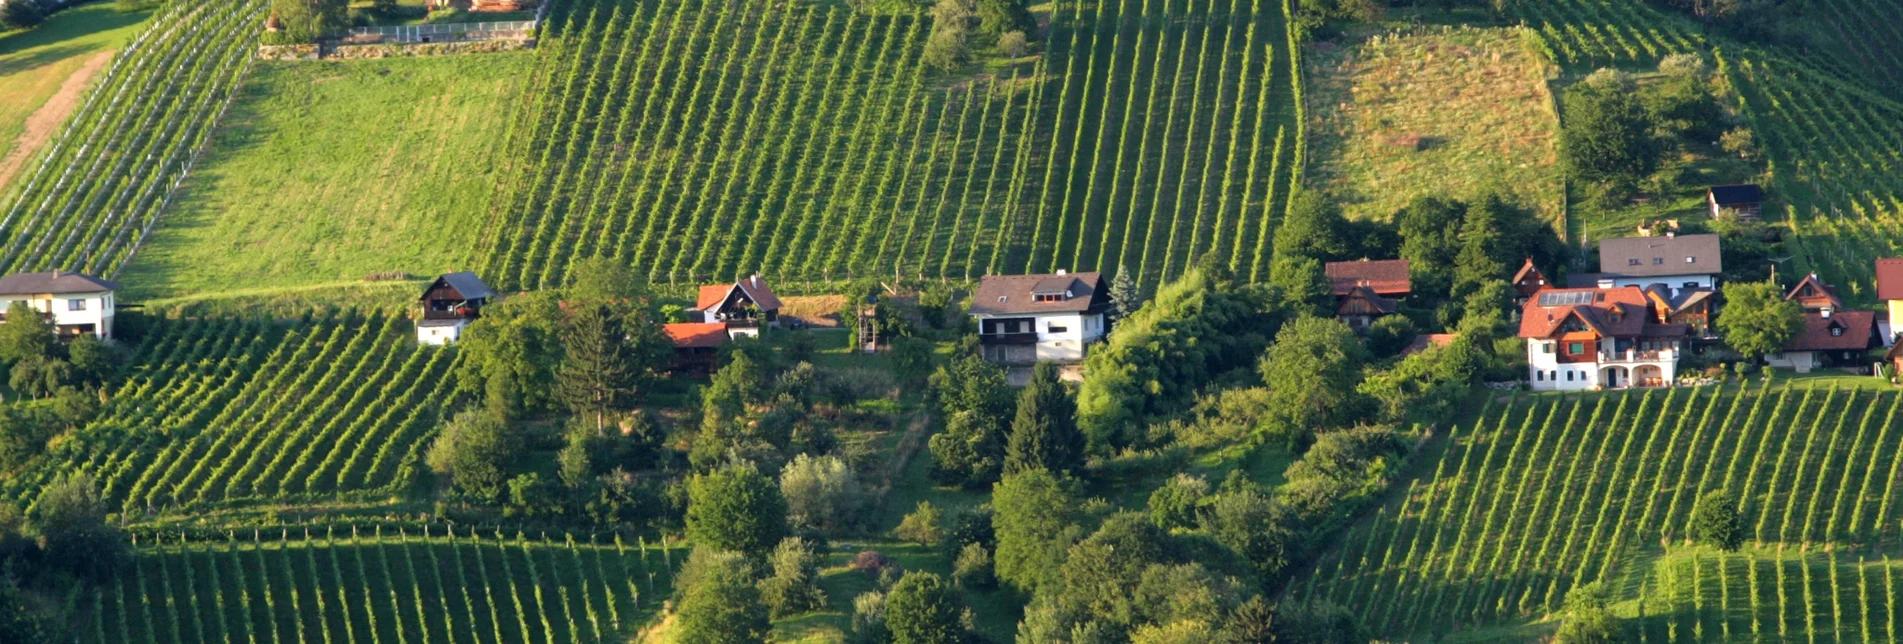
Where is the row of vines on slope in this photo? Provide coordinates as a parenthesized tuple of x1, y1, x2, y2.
(0, 0, 263, 279)
(474, 0, 1303, 293)
(1287, 385, 1903, 640)
(2, 313, 459, 517)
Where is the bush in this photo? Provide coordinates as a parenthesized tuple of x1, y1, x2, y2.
(1690, 490, 1743, 550)
(426, 410, 522, 502)
(851, 550, 894, 578)
(1556, 582, 1621, 643)
(851, 592, 891, 644)
(675, 549, 771, 644)
(758, 538, 827, 618)
(1146, 473, 1209, 531)
(895, 501, 943, 546)
(781, 453, 863, 535)
(951, 542, 994, 590)
(0, 0, 44, 29)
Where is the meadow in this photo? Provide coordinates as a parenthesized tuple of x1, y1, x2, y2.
(0, 3, 149, 182)
(1288, 383, 1903, 640)
(474, 0, 1303, 294)
(119, 54, 530, 299)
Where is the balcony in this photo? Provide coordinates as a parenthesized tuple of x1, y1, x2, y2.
(1600, 348, 1675, 364)
(979, 332, 1040, 345)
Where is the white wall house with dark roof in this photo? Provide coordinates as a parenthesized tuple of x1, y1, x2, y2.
(1595, 233, 1723, 292)
(969, 271, 1110, 364)
(0, 271, 119, 339)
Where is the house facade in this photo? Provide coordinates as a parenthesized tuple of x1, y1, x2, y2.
(1595, 233, 1723, 291)
(1519, 287, 1688, 391)
(1707, 184, 1763, 220)
(1324, 259, 1410, 331)
(1878, 258, 1902, 346)
(693, 274, 781, 338)
(1764, 274, 1877, 373)
(0, 271, 119, 339)
(970, 271, 1109, 364)
(416, 272, 495, 345)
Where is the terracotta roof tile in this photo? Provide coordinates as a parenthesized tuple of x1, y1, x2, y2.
(1878, 258, 1903, 301)
(1325, 259, 1411, 296)
(664, 323, 729, 349)
(1787, 311, 1876, 352)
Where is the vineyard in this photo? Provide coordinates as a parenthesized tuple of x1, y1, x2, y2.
(474, 0, 1303, 293)
(83, 527, 675, 643)
(0, 0, 263, 279)
(2, 312, 459, 516)
(1288, 384, 1903, 640)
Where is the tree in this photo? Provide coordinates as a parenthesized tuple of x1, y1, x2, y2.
(1358, 334, 1481, 424)
(1200, 489, 1297, 584)
(1256, 317, 1367, 447)
(457, 291, 565, 417)
(686, 463, 787, 557)
(564, 255, 647, 303)
(1690, 490, 1743, 550)
(0, 408, 47, 471)
(8, 354, 70, 399)
(1146, 473, 1209, 531)
(65, 334, 120, 386)
(693, 350, 774, 469)
(896, 501, 943, 546)
(1450, 197, 1512, 304)
(952, 542, 995, 590)
(758, 538, 827, 618)
(780, 454, 863, 535)
(975, 0, 1031, 40)
(556, 303, 651, 432)
(1560, 83, 1662, 188)
(924, 0, 974, 71)
(1109, 270, 1143, 323)
(426, 410, 521, 501)
(993, 469, 1081, 593)
(675, 549, 771, 644)
(851, 592, 891, 644)
(0, 301, 54, 366)
(1718, 279, 1802, 361)
(31, 473, 128, 580)
(1555, 582, 1621, 643)
(1268, 256, 1333, 318)
(0, 0, 44, 30)
(268, 0, 347, 43)
(928, 410, 1005, 488)
(885, 572, 965, 644)
(1004, 362, 1085, 476)
(1271, 190, 1350, 263)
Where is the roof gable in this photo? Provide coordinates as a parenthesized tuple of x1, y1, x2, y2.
(1787, 310, 1876, 351)
(1784, 273, 1843, 310)
(422, 272, 495, 301)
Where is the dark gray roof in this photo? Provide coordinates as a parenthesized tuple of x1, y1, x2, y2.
(1708, 184, 1763, 205)
(971, 272, 1105, 316)
(1031, 277, 1078, 294)
(1597, 234, 1723, 277)
(0, 271, 119, 295)
(1565, 273, 1605, 288)
(424, 272, 496, 300)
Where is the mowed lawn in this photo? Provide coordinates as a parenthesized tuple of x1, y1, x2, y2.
(1305, 26, 1562, 223)
(121, 54, 529, 299)
(0, 3, 148, 179)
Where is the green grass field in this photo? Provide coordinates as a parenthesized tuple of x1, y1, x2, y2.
(0, 3, 148, 171)
(117, 54, 530, 299)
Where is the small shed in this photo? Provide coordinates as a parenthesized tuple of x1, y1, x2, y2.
(664, 322, 729, 375)
(1707, 184, 1763, 220)
(417, 272, 495, 345)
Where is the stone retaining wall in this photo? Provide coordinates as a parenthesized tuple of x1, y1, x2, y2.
(256, 38, 530, 61)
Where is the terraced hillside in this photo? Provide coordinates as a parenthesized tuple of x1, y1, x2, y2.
(0, 0, 263, 279)
(475, 0, 1303, 293)
(1288, 385, 1903, 640)
(84, 528, 675, 643)
(3, 313, 458, 516)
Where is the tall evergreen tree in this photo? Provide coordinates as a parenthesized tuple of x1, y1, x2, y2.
(556, 304, 658, 431)
(1005, 362, 1084, 476)
(1109, 270, 1142, 323)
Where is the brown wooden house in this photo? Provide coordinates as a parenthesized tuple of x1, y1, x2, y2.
(416, 272, 494, 345)
(1643, 285, 1715, 338)
(664, 322, 729, 375)
(1512, 258, 1548, 307)
(1707, 184, 1763, 220)
(1325, 259, 1410, 331)
(1785, 272, 1844, 311)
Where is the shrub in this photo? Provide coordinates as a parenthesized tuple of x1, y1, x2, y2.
(895, 501, 943, 546)
(951, 542, 994, 590)
(1690, 490, 1744, 550)
(675, 549, 771, 644)
(758, 538, 827, 618)
(1146, 473, 1209, 531)
(851, 550, 894, 578)
(850, 592, 890, 644)
(1556, 582, 1621, 643)
(781, 453, 863, 535)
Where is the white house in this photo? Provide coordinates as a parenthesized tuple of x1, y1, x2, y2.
(970, 271, 1110, 364)
(692, 274, 782, 339)
(1594, 233, 1723, 291)
(1519, 286, 1688, 391)
(0, 271, 119, 339)
(416, 272, 495, 345)
(1878, 258, 1901, 346)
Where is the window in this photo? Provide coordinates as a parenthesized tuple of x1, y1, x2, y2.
(1048, 324, 1069, 334)
(1653, 257, 1664, 265)
(1686, 256, 1696, 263)
(1034, 293, 1065, 303)
(1830, 326, 1843, 337)
(1568, 342, 1585, 355)
(1536, 371, 1544, 382)
(1628, 258, 1642, 266)
(67, 299, 85, 311)
(1685, 282, 1699, 289)
(1566, 371, 1575, 382)
(1541, 342, 1554, 354)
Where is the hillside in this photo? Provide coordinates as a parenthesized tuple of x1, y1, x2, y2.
(0, 3, 148, 187)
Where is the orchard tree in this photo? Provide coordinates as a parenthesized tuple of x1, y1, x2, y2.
(1690, 490, 1743, 550)
(31, 473, 129, 581)
(0, 301, 54, 366)
(426, 410, 522, 501)
(675, 549, 771, 644)
(686, 463, 787, 557)
(1257, 317, 1367, 447)
(1560, 83, 1662, 189)
(1717, 279, 1801, 361)
(885, 572, 966, 644)
(1004, 362, 1085, 476)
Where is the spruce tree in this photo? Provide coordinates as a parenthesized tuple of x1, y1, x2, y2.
(555, 304, 640, 432)
(1005, 362, 1084, 475)
(1109, 270, 1142, 323)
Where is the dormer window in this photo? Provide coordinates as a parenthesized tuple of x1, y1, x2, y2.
(1686, 256, 1696, 263)
(1830, 325, 1844, 337)
(1034, 292, 1066, 303)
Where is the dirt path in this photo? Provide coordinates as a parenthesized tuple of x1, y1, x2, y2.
(0, 49, 114, 191)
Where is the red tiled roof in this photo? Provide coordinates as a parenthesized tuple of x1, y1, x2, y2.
(664, 323, 729, 349)
(694, 285, 731, 311)
(1518, 286, 1683, 340)
(695, 275, 783, 312)
(1787, 310, 1875, 352)
(1400, 333, 1457, 357)
(1878, 258, 1903, 301)
(1325, 259, 1411, 296)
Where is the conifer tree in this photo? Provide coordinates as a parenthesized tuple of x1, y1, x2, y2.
(1005, 362, 1084, 476)
(556, 304, 641, 432)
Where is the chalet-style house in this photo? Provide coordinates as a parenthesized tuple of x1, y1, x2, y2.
(0, 271, 119, 339)
(1324, 259, 1410, 331)
(416, 272, 494, 345)
(1765, 274, 1877, 373)
(1707, 184, 1763, 220)
(1642, 285, 1715, 338)
(664, 322, 728, 375)
(1519, 286, 1689, 391)
(1594, 233, 1723, 291)
(1511, 259, 1549, 307)
(692, 274, 781, 338)
(1878, 258, 1902, 346)
(970, 271, 1109, 364)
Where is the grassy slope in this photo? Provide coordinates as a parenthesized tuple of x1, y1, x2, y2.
(0, 3, 148, 165)
(1304, 26, 1562, 224)
(119, 54, 529, 299)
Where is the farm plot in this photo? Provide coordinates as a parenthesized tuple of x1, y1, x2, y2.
(475, 0, 1302, 293)
(0, 0, 263, 279)
(1501, 0, 1702, 68)
(2, 312, 459, 516)
(84, 527, 675, 644)
(1287, 385, 1903, 640)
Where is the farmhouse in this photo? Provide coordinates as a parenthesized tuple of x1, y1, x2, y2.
(1595, 233, 1723, 291)
(1324, 259, 1410, 331)
(1764, 274, 1877, 373)
(0, 271, 120, 339)
(692, 274, 781, 338)
(1511, 259, 1549, 307)
(663, 322, 728, 375)
(416, 272, 494, 345)
(1519, 286, 1688, 391)
(1878, 258, 1902, 346)
(1706, 184, 1764, 220)
(970, 270, 1109, 364)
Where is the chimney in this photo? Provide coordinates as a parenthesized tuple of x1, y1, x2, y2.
(1821, 306, 1833, 319)
(1055, 269, 1067, 276)
(749, 274, 760, 289)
